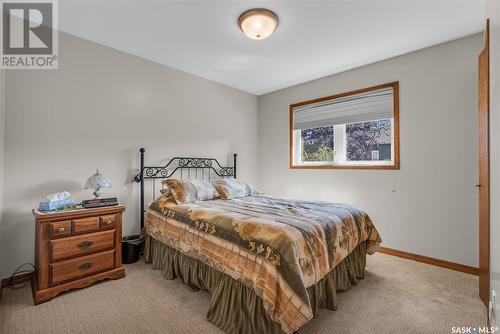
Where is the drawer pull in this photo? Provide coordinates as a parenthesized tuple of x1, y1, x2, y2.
(78, 240, 94, 249)
(78, 262, 93, 270)
(58, 227, 65, 232)
(105, 220, 112, 225)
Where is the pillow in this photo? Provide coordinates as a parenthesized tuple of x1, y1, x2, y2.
(155, 192, 176, 208)
(212, 179, 254, 199)
(157, 188, 175, 201)
(163, 179, 219, 204)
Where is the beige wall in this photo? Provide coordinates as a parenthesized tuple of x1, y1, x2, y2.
(487, 0, 500, 326)
(0, 32, 258, 277)
(258, 34, 482, 267)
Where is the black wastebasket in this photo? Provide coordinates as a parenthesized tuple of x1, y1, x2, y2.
(122, 234, 144, 264)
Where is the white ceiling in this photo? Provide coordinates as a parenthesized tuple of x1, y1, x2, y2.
(59, 1, 485, 95)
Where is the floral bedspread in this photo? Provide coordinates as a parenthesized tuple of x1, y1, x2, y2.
(147, 195, 381, 333)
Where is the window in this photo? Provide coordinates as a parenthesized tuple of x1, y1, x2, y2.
(290, 82, 399, 169)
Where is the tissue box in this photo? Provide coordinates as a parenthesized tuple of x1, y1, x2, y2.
(38, 199, 75, 212)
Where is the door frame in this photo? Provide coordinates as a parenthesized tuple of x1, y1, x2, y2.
(478, 19, 490, 307)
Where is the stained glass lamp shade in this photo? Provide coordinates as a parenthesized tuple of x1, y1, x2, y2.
(84, 169, 112, 199)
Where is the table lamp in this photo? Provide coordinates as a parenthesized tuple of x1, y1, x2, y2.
(84, 169, 112, 199)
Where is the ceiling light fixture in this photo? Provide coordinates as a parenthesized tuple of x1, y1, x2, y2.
(238, 8, 279, 40)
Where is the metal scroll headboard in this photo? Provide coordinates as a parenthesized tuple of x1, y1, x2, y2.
(133, 148, 237, 230)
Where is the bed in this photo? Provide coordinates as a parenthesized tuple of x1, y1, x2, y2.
(135, 149, 381, 334)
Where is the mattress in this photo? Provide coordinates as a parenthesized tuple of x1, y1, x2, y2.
(147, 195, 381, 333)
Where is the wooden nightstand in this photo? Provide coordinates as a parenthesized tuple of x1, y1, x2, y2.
(32, 205, 126, 304)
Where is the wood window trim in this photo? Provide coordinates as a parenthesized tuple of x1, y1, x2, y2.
(289, 81, 400, 170)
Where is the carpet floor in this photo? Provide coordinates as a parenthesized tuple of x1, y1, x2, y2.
(0, 252, 486, 334)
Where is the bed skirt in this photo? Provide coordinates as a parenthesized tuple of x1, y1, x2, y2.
(144, 234, 368, 334)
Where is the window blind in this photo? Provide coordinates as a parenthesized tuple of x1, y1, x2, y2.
(293, 87, 394, 130)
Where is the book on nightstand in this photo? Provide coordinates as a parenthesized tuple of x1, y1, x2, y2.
(82, 197, 118, 209)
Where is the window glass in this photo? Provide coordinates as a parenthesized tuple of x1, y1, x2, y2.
(301, 126, 334, 162)
(346, 119, 392, 161)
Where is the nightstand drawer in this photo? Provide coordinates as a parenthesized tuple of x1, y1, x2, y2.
(50, 250, 115, 285)
(50, 230, 115, 262)
(49, 221, 71, 239)
(100, 214, 116, 230)
(72, 216, 99, 235)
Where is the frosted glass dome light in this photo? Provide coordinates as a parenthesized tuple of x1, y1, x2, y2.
(238, 8, 279, 40)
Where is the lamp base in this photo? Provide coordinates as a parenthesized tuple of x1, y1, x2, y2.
(93, 186, 102, 199)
